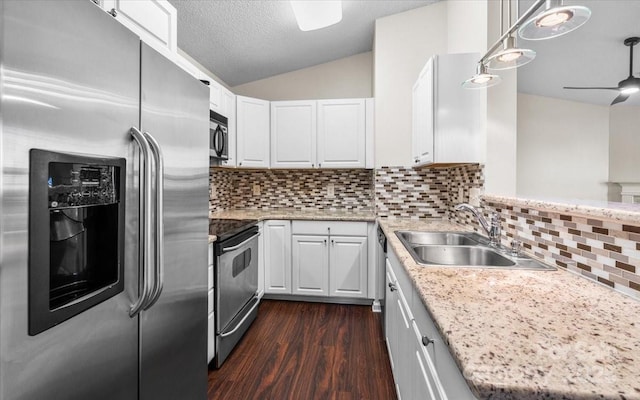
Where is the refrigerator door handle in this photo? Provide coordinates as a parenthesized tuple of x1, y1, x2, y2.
(129, 127, 155, 317)
(142, 131, 164, 310)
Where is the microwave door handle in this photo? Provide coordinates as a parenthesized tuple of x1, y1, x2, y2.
(215, 127, 224, 156)
(143, 131, 164, 310)
(221, 130, 227, 155)
(129, 127, 154, 317)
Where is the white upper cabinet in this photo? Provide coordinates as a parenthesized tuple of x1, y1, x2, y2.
(270, 101, 317, 169)
(317, 99, 366, 168)
(221, 89, 236, 167)
(412, 53, 485, 167)
(101, 0, 177, 59)
(236, 96, 270, 168)
(209, 81, 223, 114)
(412, 58, 435, 166)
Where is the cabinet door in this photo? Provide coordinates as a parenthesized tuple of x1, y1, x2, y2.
(329, 236, 367, 298)
(412, 58, 434, 166)
(317, 99, 366, 168)
(385, 261, 398, 374)
(396, 285, 414, 400)
(271, 101, 317, 168)
(264, 221, 291, 294)
(236, 96, 270, 168)
(412, 322, 442, 400)
(209, 80, 223, 114)
(101, 0, 177, 59)
(221, 89, 237, 167)
(292, 235, 329, 296)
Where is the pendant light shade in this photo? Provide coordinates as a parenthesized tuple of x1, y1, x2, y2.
(487, 36, 536, 70)
(462, 64, 502, 89)
(518, 0, 591, 40)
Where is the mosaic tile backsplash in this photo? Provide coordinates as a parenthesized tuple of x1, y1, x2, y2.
(453, 198, 640, 299)
(375, 164, 484, 219)
(209, 164, 639, 298)
(210, 168, 374, 212)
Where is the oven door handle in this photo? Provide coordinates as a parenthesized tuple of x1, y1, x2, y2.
(129, 127, 154, 318)
(142, 131, 164, 310)
(221, 233, 259, 254)
(219, 298, 260, 338)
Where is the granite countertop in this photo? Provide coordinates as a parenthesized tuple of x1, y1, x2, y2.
(378, 218, 640, 400)
(210, 208, 377, 222)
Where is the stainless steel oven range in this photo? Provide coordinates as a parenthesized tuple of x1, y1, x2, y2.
(209, 219, 260, 368)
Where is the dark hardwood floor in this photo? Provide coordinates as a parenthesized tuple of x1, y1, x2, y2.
(207, 300, 397, 400)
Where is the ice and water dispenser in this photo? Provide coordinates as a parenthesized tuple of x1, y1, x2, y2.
(29, 150, 126, 335)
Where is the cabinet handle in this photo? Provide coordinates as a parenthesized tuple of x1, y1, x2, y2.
(388, 282, 396, 292)
(108, 8, 117, 17)
(319, 163, 322, 168)
(312, 163, 315, 167)
(331, 239, 334, 246)
(422, 336, 434, 346)
(239, 161, 242, 166)
(324, 239, 327, 245)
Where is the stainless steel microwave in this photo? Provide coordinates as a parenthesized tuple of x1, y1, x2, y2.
(210, 110, 228, 160)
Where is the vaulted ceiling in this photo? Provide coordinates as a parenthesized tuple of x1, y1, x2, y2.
(168, 0, 437, 87)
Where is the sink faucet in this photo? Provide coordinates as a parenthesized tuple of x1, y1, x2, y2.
(454, 203, 502, 247)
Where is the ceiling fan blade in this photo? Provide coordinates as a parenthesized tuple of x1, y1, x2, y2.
(611, 93, 630, 105)
(563, 86, 620, 90)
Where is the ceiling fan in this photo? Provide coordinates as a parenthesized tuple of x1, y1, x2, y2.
(564, 37, 640, 105)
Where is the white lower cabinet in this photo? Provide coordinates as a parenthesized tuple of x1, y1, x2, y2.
(290, 221, 368, 299)
(264, 220, 292, 294)
(386, 258, 413, 400)
(386, 249, 477, 400)
(292, 235, 329, 295)
(329, 236, 367, 298)
(262, 220, 373, 301)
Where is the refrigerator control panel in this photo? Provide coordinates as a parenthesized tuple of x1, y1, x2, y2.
(48, 163, 119, 209)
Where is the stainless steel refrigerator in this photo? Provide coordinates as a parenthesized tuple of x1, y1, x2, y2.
(0, 1, 209, 399)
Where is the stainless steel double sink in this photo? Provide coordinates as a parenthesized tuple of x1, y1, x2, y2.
(396, 231, 556, 271)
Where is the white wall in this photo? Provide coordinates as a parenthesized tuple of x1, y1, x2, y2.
(609, 105, 640, 183)
(516, 93, 610, 201)
(231, 52, 372, 101)
(484, 0, 517, 196)
(373, 2, 448, 167)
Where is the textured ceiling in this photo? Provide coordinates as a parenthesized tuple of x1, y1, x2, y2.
(169, 0, 437, 87)
(517, 0, 640, 106)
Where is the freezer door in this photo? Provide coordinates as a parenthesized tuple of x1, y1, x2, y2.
(0, 2, 139, 399)
(139, 43, 210, 400)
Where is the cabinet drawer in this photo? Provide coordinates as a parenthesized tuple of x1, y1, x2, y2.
(208, 288, 214, 314)
(208, 243, 214, 266)
(291, 220, 367, 236)
(208, 266, 213, 290)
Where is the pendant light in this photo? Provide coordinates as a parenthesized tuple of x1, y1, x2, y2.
(487, 0, 535, 70)
(518, 0, 591, 40)
(462, 63, 502, 89)
(462, 0, 590, 89)
(487, 35, 536, 70)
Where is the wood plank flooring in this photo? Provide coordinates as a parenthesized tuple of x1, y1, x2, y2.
(207, 300, 397, 400)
